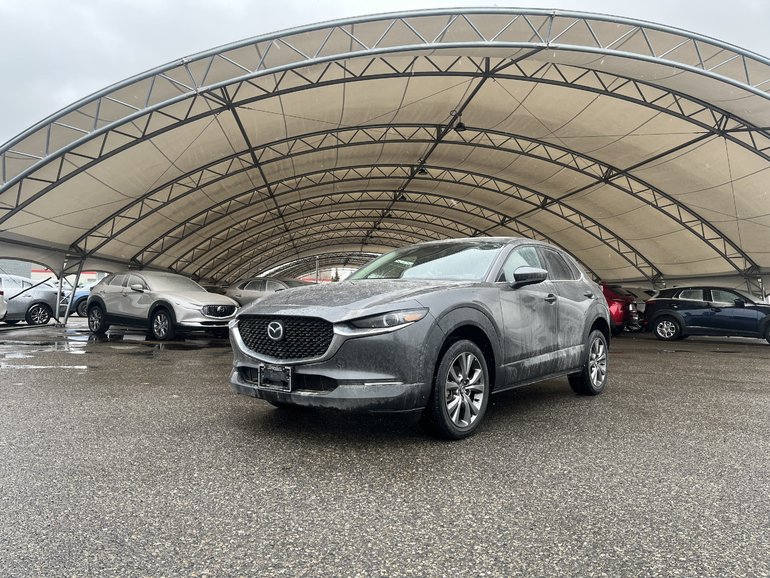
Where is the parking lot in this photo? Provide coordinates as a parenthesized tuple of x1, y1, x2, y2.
(1, 320, 768, 576)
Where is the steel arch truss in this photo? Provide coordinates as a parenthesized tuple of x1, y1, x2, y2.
(264, 252, 380, 280)
(127, 163, 643, 281)
(68, 123, 756, 280)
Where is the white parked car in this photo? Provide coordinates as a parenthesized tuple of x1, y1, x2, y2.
(86, 271, 239, 340)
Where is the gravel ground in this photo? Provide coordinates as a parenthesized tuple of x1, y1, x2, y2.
(1, 321, 768, 577)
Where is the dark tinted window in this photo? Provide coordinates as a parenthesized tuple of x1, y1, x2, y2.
(541, 249, 576, 281)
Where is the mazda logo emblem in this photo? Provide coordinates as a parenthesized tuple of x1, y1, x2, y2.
(217, 306, 225, 314)
(267, 320, 284, 341)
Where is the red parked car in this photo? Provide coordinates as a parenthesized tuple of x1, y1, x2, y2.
(601, 284, 640, 335)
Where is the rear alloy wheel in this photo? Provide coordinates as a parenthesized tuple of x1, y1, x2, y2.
(653, 316, 681, 341)
(151, 309, 176, 341)
(569, 329, 608, 395)
(25, 304, 52, 325)
(427, 340, 489, 440)
(87, 305, 110, 335)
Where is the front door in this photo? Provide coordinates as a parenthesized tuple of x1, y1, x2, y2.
(497, 246, 559, 385)
(704, 288, 763, 335)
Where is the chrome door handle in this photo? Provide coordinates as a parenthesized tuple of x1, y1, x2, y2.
(544, 294, 557, 303)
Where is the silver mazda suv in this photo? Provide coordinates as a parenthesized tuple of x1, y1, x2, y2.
(229, 237, 611, 439)
(87, 271, 239, 340)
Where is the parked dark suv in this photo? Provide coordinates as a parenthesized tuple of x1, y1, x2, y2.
(229, 238, 611, 439)
(645, 286, 770, 343)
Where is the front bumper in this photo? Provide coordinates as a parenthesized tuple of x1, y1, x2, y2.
(229, 318, 436, 412)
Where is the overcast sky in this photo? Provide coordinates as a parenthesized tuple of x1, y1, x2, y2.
(1, 0, 768, 145)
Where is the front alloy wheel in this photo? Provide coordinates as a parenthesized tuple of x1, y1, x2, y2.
(426, 340, 489, 439)
(151, 309, 176, 341)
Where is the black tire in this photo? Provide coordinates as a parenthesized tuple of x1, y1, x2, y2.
(653, 316, 682, 341)
(209, 328, 229, 339)
(765, 324, 770, 345)
(150, 308, 176, 341)
(87, 304, 110, 335)
(25, 303, 52, 325)
(569, 329, 609, 395)
(425, 340, 490, 440)
(76, 299, 88, 317)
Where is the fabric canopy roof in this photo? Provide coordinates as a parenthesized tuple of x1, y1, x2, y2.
(1, 8, 769, 292)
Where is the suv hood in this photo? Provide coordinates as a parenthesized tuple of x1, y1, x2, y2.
(237, 279, 474, 321)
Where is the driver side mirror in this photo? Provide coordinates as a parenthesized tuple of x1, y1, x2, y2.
(512, 266, 548, 288)
(734, 298, 745, 308)
(130, 283, 145, 292)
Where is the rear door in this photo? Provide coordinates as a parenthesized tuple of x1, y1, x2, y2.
(98, 274, 128, 318)
(670, 288, 710, 331)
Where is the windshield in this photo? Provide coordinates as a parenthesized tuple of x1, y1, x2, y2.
(349, 242, 505, 281)
(147, 275, 206, 292)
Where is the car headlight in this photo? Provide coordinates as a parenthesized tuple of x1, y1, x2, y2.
(174, 301, 201, 311)
(349, 308, 428, 329)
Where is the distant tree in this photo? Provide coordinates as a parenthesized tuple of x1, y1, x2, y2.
(332, 268, 340, 282)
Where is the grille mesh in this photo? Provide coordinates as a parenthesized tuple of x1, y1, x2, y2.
(238, 316, 333, 360)
(202, 305, 236, 317)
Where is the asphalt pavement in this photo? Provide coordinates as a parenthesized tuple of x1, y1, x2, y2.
(1, 320, 768, 576)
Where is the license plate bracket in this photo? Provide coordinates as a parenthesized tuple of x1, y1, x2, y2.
(258, 364, 292, 391)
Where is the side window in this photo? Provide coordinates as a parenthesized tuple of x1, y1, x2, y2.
(498, 246, 543, 283)
(109, 274, 127, 287)
(677, 289, 704, 301)
(127, 274, 147, 289)
(541, 249, 576, 281)
(711, 289, 740, 304)
(265, 280, 283, 292)
(3, 277, 21, 289)
(244, 280, 264, 291)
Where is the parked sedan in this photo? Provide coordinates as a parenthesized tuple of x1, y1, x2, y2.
(229, 237, 611, 439)
(225, 277, 313, 306)
(87, 271, 239, 340)
(645, 286, 770, 343)
(0, 274, 60, 325)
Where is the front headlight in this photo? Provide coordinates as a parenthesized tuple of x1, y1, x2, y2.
(349, 308, 428, 329)
(174, 301, 201, 311)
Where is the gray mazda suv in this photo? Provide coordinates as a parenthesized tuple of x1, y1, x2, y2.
(229, 238, 611, 439)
